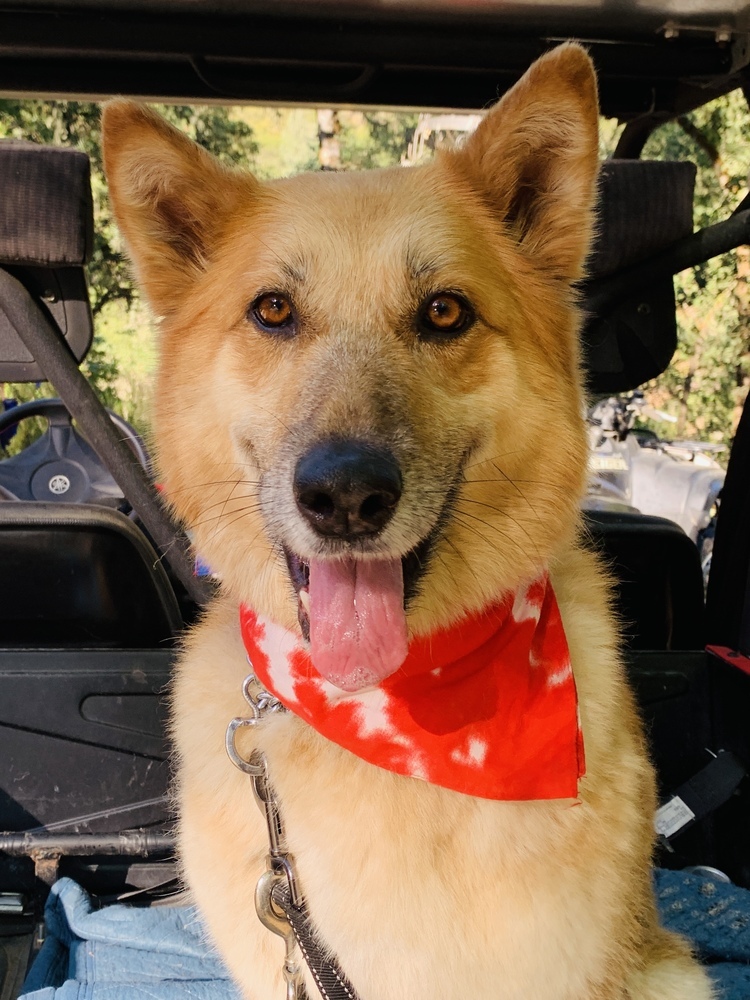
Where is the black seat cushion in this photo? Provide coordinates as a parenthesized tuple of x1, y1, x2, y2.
(0, 140, 94, 381)
(706, 388, 750, 655)
(0, 140, 92, 268)
(583, 509, 705, 650)
(0, 502, 182, 647)
(582, 160, 696, 394)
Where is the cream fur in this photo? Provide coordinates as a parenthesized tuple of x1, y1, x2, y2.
(102, 43, 714, 1000)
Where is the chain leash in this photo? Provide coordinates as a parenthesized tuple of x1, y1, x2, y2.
(225, 670, 308, 1000)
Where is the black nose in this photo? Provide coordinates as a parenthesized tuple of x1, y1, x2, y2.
(294, 440, 402, 539)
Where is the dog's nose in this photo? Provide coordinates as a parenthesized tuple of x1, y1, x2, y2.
(294, 440, 402, 539)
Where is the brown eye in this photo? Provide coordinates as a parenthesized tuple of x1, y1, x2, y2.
(250, 292, 295, 332)
(419, 293, 473, 339)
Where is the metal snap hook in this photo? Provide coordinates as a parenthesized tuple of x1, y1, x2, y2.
(225, 716, 266, 774)
(256, 869, 306, 1000)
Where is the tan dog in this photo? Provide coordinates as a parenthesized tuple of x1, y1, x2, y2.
(102, 44, 713, 1000)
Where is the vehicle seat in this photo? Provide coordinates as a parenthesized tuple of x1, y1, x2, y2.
(0, 502, 182, 647)
(0, 139, 186, 646)
(583, 159, 696, 394)
(0, 139, 93, 380)
(706, 388, 750, 657)
(583, 509, 705, 650)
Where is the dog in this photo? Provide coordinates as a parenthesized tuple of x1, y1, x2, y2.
(102, 43, 713, 1000)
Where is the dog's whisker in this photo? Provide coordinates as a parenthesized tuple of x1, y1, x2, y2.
(453, 508, 543, 562)
(196, 493, 260, 516)
(166, 478, 261, 496)
(191, 503, 264, 532)
(463, 449, 524, 471)
(455, 496, 543, 547)
(246, 399, 295, 436)
(461, 476, 570, 492)
(456, 511, 541, 559)
(451, 512, 540, 571)
(210, 477, 247, 543)
(439, 536, 484, 594)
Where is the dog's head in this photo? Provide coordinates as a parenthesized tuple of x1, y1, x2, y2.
(103, 43, 599, 690)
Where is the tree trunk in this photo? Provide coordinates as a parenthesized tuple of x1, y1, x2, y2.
(317, 109, 341, 171)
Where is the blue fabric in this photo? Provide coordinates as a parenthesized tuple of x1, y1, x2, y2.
(20, 878, 239, 1000)
(19, 871, 750, 1000)
(654, 869, 750, 997)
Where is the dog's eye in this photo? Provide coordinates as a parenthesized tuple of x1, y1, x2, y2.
(250, 293, 295, 332)
(418, 293, 473, 339)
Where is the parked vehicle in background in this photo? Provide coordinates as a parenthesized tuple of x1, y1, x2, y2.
(585, 392, 724, 582)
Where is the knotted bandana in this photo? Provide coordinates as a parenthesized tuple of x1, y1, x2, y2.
(239, 575, 584, 800)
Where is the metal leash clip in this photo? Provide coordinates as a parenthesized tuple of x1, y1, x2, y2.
(225, 667, 307, 1000)
(225, 671, 284, 775)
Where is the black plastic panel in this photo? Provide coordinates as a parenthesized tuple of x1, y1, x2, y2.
(583, 511, 706, 651)
(629, 650, 747, 877)
(0, 651, 172, 838)
(0, 5, 741, 117)
(0, 266, 92, 383)
(628, 651, 713, 795)
(0, 503, 182, 648)
(709, 651, 750, 885)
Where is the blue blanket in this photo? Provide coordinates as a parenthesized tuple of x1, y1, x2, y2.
(20, 878, 239, 1000)
(20, 872, 750, 999)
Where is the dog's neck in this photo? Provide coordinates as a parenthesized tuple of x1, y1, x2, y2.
(239, 575, 584, 801)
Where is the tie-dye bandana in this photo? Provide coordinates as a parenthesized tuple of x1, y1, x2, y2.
(239, 575, 584, 800)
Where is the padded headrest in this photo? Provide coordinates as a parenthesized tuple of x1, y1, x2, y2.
(0, 141, 94, 382)
(588, 160, 696, 279)
(583, 160, 696, 395)
(0, 140, 93, 267)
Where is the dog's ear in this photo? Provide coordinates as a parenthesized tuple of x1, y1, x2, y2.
(102, 101, 251, 315)
(452, 43, 599, 283)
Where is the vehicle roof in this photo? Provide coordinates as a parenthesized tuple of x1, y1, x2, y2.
(1, 0, 749, 118)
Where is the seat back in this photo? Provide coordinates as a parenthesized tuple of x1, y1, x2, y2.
(0, 502, 182, 647)
(583, 509, 705, 650)
(583, 159, 696, 394)
(706, 390, 750, 655)
(0, 140, 94, 382)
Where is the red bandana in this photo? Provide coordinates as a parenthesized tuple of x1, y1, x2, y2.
(239, 575, 584, 800)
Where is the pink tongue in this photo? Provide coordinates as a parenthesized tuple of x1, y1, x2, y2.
(308, 557, 409, 692)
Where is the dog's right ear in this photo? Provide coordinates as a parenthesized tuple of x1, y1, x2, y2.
(102, 101, 251, 316)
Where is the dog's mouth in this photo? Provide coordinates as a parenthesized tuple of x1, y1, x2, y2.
(282, 535, 434, 693)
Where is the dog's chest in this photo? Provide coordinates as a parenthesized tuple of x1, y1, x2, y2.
(251, 712, 607, 1000)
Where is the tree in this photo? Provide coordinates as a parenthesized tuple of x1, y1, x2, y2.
(336, 111, 418, 169)
(317, 109, 342, 170)
(638, 91, 750, 445)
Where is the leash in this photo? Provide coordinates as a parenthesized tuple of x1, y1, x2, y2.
(226, 673, 360, 1000)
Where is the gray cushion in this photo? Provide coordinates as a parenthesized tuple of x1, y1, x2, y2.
(589, 159, 696, 279)
(0, 140, 93, 267)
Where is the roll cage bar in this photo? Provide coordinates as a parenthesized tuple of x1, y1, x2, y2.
(0, 0, 749, 122)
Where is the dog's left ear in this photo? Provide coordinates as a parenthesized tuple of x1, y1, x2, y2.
(102, 100, 252, 316)
(452, 43, 599, 283)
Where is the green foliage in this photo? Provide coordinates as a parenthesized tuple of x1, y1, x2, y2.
(236, 107, 319, 178)
(337, 111, 419, 169)
(638, 91, 750, 444)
